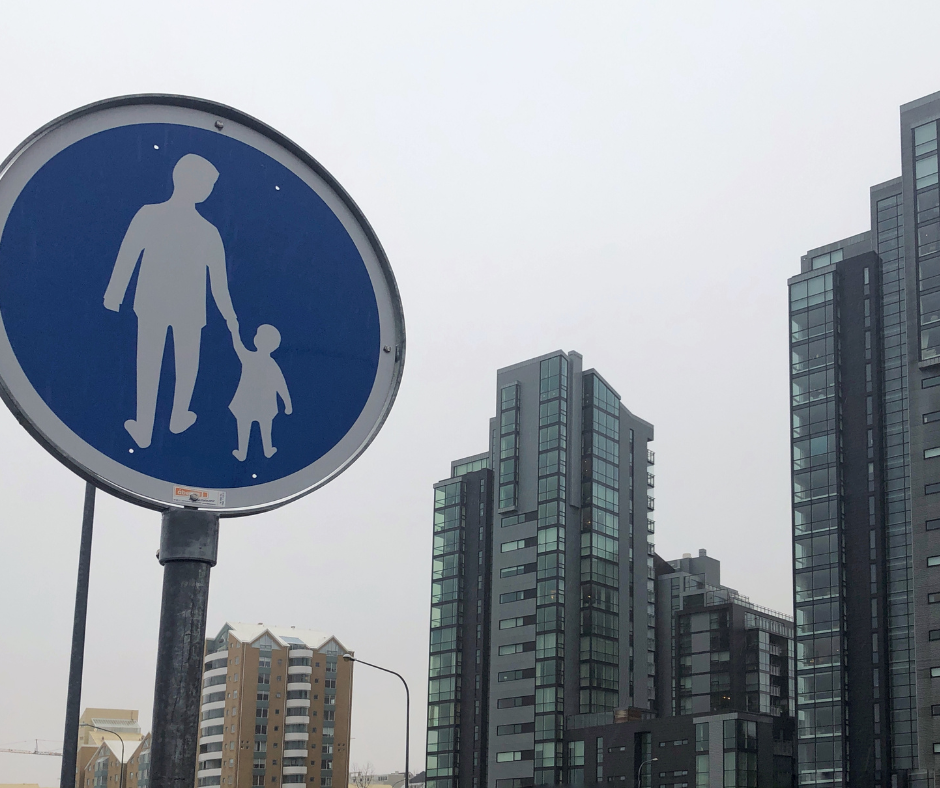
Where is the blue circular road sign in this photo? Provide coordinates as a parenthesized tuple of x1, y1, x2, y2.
(0, 95, 405, 514)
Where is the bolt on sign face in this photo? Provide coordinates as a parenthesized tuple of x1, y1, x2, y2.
(0, 95, 404, 514)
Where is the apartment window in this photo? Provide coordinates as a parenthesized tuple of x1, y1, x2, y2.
(497, 696, 532, 709)
(934, 743, 940, 755)
(500, 564, 534, 579)
(934, 706, 940, 716)
(926, 411, 940, 424)
(927, 483, 940, 496)
(498, 643, 526, 656)
(927, 448, 940, 459)
(498, 670, 527, 682)
(931, 630, 940, 641)
(929, 519, 940, 531)
(918, 156, 940, 190)
(931, 667, 940, 678)
(924, 375, 940, 389)
(500, 590, 532, 604)
(496, 752, 523, 763)
(916, 122, 939, 155)
(497, 724, 525, 736)
(500, 617, 528, 630)
(502, 538, 535, 553)
(811, 249, 843, 269)
(930, 593, 940, 604)
(929, 556, 940, 567)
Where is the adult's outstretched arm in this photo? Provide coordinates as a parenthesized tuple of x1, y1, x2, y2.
(207, 232, 238, 331)
(104, 211, 146, 312)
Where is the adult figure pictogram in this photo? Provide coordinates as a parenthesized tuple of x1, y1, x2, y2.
(104, 154, 239, 449)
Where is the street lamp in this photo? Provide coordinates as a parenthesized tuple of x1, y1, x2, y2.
(636, 756, 658, 788)
(342, 654, 410, 788)
(79, 723, 125, 788)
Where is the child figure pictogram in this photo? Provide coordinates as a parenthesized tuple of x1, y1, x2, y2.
(229, 324, 292, 461)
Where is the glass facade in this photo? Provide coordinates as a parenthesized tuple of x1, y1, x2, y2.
(790, 271, 847, 787)
(534, 356, 567, 785)
(579, 373, 621, 714)
(917, 121, 940, 362)
(499, 385, 520, 512)
(745, 613, 794, 720)
(428, 479, 465, 788)
(876, 190, 918, 772)
(723, 719, 759, 788)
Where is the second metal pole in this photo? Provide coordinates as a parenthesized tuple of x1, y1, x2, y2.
(149, 508, 219, 786)
(60, 482, 96, 788)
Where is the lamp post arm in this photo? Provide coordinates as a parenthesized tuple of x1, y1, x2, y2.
(636, 757, 658, 788)
(346, 657, 411, 788)
(79, 723, 125, 788)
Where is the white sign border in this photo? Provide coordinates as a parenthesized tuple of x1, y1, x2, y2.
(0, 95, 405, 516)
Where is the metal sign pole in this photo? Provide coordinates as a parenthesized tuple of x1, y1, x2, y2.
(149, 509, 219, 785)
(0, 94, 404, 787)
(60, 482, 96, 788)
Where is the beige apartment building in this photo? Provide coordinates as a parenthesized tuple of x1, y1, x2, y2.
(75, 708, 145, 786)
(197, 622, 354, 788)
(78, 732, 151, 788)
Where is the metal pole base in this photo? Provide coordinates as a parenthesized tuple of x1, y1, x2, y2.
(150, 509, 219, 787)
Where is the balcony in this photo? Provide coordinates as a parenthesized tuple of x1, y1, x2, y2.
(647, 449, 655, 465)
(647, 473, 655, 488)
(647, 519, 655, 534)
(647, 496, 655, 511)
(200, 700, 226, 712)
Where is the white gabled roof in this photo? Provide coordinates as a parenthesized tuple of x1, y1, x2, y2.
(100, 739, 134, 763)
(217, 622, 350, 654)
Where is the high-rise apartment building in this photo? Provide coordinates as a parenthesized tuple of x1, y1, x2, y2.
(560, 548, 794, 788)
(197, 623, 353, 788)
(426, 351, 657, 788)
(655, 551, 794, 729)
(788, 90, 940, 788)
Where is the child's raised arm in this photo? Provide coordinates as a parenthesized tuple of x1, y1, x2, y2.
(231, 328, 248, 361)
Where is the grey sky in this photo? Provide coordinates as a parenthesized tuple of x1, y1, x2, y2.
(0, 1, 936, 784)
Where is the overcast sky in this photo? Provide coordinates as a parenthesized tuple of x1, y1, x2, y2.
(1, 1, 938, 784)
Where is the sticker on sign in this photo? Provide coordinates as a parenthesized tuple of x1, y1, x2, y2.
(173, 486, 227, 507)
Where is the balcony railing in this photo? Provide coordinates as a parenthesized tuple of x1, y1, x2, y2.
(647, 449, 655, 465)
